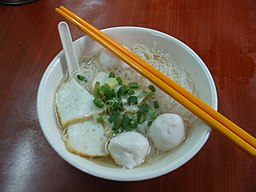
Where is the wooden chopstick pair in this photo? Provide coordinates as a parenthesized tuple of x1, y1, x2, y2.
(55, 6, 256, 156)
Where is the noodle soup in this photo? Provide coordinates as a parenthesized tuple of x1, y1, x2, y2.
(38, 26, 217, 180)
(55, 44, 199, 169)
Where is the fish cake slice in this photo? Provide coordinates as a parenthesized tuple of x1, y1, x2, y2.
(63, 119, 108, 157)
(56, 78, 103, 128)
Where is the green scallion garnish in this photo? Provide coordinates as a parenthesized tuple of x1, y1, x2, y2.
(127, 96, 138, 105)
(96, 116, 104, 123)
(137, 111, 146, 124)
(93, 98, 104, 108)
(129, 120, 137, 129)
(93, 82, 100, 98)
(108, 111, 121, 123)
(148, 108, 158, 120)
(138, 90, 148, 98)
(129, 82, 139, 89)
(121, 116, 132, 128)
(92, 73, 160, 133)
(109, 72, 116, 78)
(153, 100, 159, 108)
(116, 76, 123, 85)
(147, 120, 153, 126)
(117, 85, 129, 96)
(139, 103, 150, 113)
(77, 74, 87, 82)
(148, 85, 156, 92)
(128, 89, 135, 95)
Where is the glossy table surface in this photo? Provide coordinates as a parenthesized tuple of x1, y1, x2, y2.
(0, 0, 255, 191)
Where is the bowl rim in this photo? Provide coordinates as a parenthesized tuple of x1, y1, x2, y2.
(37, 26, 218, 181)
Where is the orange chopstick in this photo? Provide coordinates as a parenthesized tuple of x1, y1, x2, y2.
(55, 6, 256, 156)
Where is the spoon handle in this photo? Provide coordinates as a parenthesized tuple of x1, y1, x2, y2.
(58, 21, 79, 78)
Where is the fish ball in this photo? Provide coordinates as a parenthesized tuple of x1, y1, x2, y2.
(149, 113, 185, 151)
(108, 131, 150, 169)
(99, 49, 127, 69)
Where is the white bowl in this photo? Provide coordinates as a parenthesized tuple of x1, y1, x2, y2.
(37, 26, 217, 181)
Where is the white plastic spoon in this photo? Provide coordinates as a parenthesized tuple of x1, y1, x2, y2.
(58, 21, 79, 78)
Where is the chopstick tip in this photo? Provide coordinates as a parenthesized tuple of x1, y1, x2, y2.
(55, 7, 60, 12)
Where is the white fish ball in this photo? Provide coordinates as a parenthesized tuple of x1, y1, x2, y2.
(149, 113, 185, 151)
(99, 49, 128, 69)
(108, 131, 150, 169)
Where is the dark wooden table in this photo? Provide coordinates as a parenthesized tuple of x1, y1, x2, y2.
(0, 0, 255, 191)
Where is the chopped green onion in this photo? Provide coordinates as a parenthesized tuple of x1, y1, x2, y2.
(108, 72, 116, 78)
(128, 89, 135, 95)
(105, 78, 119, 89)
(120, 114, 138, 131)
(129, 82, 139, 89)
(116, 76, 123, 85)
(108, 111, 121, 123)
(127, 96, 138, 105)
(110, 112, 123, 134)
(137, 111, 146, 124)
(137, 102, 158, 126)
(76, 74, 87, 82)
(112, 124, 121, 134)
(99, 84, 116, 100)
(96, 116, 104, 123)
(117, 85, 129, 96)
(153, 100, 159, 108)
(105, 99, 123, 115)
(121, 116, 132, 128)
(92, 73, 160, 133)
(147, 108, 158, 120)
(147, 120, 153, 126)
(148, 85, 156, 92)
(93, 82, 100, 98)
(139, 103, 150, 113)
(107, 90, 116, 100)
(138, 90, 148, 98)
(112, 99, 123, 111)
(129, 120, 137, 129)
(93, 98, 104, 108)
(99, 84, 111, 94)
(106, 107, 113, 115)
(105, 100, 115, 106)
(105, 100, 114, 114)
